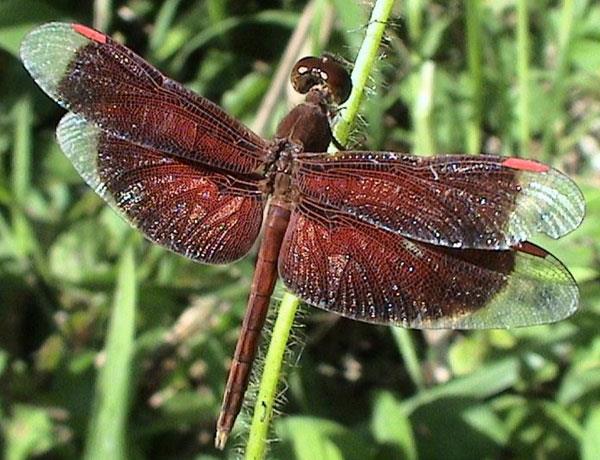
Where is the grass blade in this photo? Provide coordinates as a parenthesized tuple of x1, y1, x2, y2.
(93, 0, 112, 32)
(465, 0, 482, 154)
(413, 60, 436, 155)
(391, 328, 425, 391)
(542, 0, 575, 160)
(406, 0, 424, 44)
(150, 0, 182, 53)
(516, 0, 531, 155)
(11, 95, 34, 258)
(84, 247, 137, 460)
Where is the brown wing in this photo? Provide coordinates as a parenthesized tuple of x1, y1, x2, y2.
(278, 201, 578, 328)
(294, 152, 584, 250)
(21, 22, 268, 175)
(58, 113, 264, 264)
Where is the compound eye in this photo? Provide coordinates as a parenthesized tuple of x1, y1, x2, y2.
(291, 56, 323, 94)
(319, 56, 352, 104)
(290, 56, 352, 104)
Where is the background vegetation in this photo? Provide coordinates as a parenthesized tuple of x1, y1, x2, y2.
(0, 0, 599, 459)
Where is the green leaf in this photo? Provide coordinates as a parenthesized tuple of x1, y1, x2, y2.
(420, 16, 453, 58)
(371, 392, 417, 460)
(400, 358, 520, 414)
(461, 404, 509, 445)
(411, 398, 504, 460)
(222, 72, 270, 120)
(3, 405, 56, 460)
(448, 334, 488, 375)
(277, 416, 374, 460)
(557, 337, 600, 404)
(540, 401, 584, 441)
(582, 406, 600, 460)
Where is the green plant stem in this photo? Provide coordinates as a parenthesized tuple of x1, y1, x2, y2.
(465, 0, 482, 154)
(391, 329, 425, 391)
(12, 97, 31, 205)
(330, 0, 397, 149)
(542, 0, 574, 160)
(93, 0, 112, 31)
(245, 0, 396, 458)
(84, 248, 136, 460)
(11, 96, 33, 258)
(150, 0, 182, 54)
(406, 0, 423, 44)
(245, 292, 299, 460)
(413, 60, 436, 155)
(516, 0, 530, 156)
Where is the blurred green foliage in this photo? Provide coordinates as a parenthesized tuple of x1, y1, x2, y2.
(0, 0, 599, 459)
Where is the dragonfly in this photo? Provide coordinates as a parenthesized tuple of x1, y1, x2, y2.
(21, 23, 584, 449)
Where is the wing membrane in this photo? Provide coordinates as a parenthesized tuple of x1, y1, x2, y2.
(58, 113, 264, 263)
(294, 152, 584, 250)
(21, 22, 268, 175)
(279, 201, 578, 328)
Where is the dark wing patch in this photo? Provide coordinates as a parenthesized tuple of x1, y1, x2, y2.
(279, 200, 578, 329)
(294, 152, 584, 249)
(57, 113, 264, 264)
(21, 22, 269, 175)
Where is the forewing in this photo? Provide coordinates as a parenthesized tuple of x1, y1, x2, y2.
(294, 152, 584, 250)
(279, 202, 578, 328)
(58, 113, 264, 264)
(21, 22, 268, 175)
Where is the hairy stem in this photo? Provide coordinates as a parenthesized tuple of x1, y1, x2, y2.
(245, 0, 396, 458)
